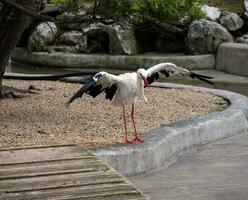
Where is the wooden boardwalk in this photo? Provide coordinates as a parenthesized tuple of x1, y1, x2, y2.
(0, 145, 149, 200)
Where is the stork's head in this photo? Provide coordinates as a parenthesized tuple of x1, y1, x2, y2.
(137, 68, 149, 87)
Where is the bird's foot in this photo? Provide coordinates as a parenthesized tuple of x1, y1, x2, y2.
(133, 135, 144, 143)
(124, 139, 133, 144)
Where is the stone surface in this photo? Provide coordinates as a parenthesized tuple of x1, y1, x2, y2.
(113, 24, 139, 55)
(28, 22, 57, 52)
(49, 45, 78, 53)
(92, 83, 248, 176)
(201, 4, 221, 21)
(219, 11, 244, 31)
(216, 43, 248, 76)
(186, 19, 233, 54)
(131, 131, 248, 200)
(59, 31, 86, 46)
(83, 23, 139, 55)
(236, 32, 248, 44)
(12, 48, 216, 70)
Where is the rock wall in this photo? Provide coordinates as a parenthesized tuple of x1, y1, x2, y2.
(21, 1, 248, 55)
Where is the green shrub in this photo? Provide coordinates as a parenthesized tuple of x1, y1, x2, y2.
(132, 0, 205, 23)
(49, 0, 205, 23)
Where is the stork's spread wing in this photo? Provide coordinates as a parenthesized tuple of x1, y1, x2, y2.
(146, 62, 213, 85)
(66, 72, 121, 106)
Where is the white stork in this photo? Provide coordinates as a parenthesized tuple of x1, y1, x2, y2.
(66, 62, 213, 144)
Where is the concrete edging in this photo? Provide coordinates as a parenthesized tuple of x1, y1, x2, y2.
(91, 83, 248, 176)
(12, 48, 215, 70)
(216, 43, 248, 76)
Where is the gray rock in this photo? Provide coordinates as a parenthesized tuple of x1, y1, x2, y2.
(82, 23, 139, 55)
(186, 19, 233, 54)
(201, 4, 221, 21)
(60, 31, 84, 46)
(76, 41, 88, 53)
(219, 11, 244, 31)
(236, 33, 248, 44)
(28, 22, 57, 52)
(59, 31, 87, 52)
(113, 24, 139, 55)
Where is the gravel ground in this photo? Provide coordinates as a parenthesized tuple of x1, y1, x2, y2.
(0, 80, 228, 149)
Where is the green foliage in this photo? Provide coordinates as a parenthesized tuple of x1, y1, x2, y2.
(49, 0, 205, 23)
(132, 0, 205, 22)
(49, 0, 79, 13)
(93, 0, 134, 18)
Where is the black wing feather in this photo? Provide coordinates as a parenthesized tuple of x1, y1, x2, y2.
(147, 72, 159, 85)
(66, 79, 97, 107)
(66, 73, 103, 107)
(160, 70, 170, 77)
(66, 72, 119, 107)
(155, 69, 213, 84)
(105, 84, 118, 100)
(189, 72, 214, 84)
(88, 85, 104, 97)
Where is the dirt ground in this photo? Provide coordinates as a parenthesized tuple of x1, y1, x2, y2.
(0, 79, 228, 149)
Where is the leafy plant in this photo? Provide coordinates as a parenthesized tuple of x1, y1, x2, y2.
(48, 0, 205, 23)
(132, 0, 205, 23)
(49, 0, 80, 14)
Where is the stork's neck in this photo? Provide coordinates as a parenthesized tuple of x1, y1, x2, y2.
(136, 74, 144, 86)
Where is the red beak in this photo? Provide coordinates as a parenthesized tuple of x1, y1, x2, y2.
(142, 76, 149, 87)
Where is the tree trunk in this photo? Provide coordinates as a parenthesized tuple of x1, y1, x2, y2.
(0, 0, 44, 97)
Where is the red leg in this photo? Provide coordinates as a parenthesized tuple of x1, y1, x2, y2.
(131, 104, 144, 142)
(123, 106, 132, 144)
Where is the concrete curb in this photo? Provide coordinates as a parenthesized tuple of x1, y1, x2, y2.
(216, 43, 248, 76)
(91, 83, 248, 176)
(11, 48, 215, 70)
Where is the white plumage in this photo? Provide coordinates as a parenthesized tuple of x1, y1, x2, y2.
(113, 72, 147, 106)
(66, 62, 213, 144)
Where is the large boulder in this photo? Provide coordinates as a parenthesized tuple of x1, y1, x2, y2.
(201, 4, 221, 21)
(82, 23, 139, 55)
(113, 24, 139, 55)
(28, 22, 57, 52)
(219, 11, 244, 31)
(186, 19, 233, 54)
(60, 31, 85, 46)
(59, 31, 87, 52)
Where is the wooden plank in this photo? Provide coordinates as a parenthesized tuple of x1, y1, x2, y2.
(0, 171, 122, 191)
(0, 145, 149, 200)
(0, 159, 108, 178)
(0, 145, 90, 164)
